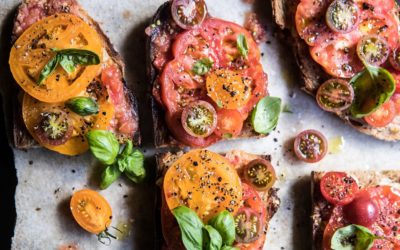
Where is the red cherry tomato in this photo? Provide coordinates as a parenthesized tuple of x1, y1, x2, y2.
(320, 172, 359, 206)
(214, 109, 243, 138)
(294, 129, 328, 163)
(364, 100, 396, 128)
(343, 191, 378, 227)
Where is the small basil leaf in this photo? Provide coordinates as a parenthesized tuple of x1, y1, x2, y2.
(58, 49, 100, 65)
(66, 97, 99, 116)
(37, 54, 60, 85)
(350, 65, 395, 118)
(87, 130, 119, 165)
(100, 164, 121, 189)
(237, 34, 248, 58)
(172, 206, 204, 250)
(221, 246, 240, 250)
(121, 140, 133, 157)
(193, 58, 214, 75)
(223, 133, 232, 139)
(331, 224, 377, 250)
(208, 210, 236, 245)
(124, 150, 146, 183)
(59, 54, 76, 73)
(203, 225, 223, 250)
(251, 96, 282, 134)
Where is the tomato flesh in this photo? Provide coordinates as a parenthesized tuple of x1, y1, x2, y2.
(364, 100, 396, 128)
(320, 172, 359, 206)
(214, 109, 243, 138)
(294, 129, 328, 163)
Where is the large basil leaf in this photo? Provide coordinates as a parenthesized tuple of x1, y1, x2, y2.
(208, 211, 236, 245)
(350, 65, 395, 118)
(37, 54, 60, 85)
(100, 165, 121, 189)
(123, 150, 146, 183)
(172, 206, 204, 250)
(87, 130, 120, 165)
(331, 224, 377, 250)
(203, 225, 223, 250)
(220, 246, 240, 250)
(251, 96, 282, 134)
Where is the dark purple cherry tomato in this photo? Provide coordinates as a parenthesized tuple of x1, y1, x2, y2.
(294, 129, 328, 163)
(171, 0, 207, 29)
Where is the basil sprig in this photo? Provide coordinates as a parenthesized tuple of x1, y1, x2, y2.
(251, 96, 282, 134)
(172, 206, 238, 250)
(37, 48, 100, 85)
(237, 34, 249, 58)
(87, 130, 146, 189)
(350, 65, 395, 118)
(193, 58, 214, 75)
(331, 224, 379, 250)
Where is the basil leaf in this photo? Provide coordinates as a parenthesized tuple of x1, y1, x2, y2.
(100, 164, 121, 189)
(237, 34, 248, 58)
(193, 58, 214, 75)
(350, 65, 395, 118)
(208, 211, 236, 245)
(172, 206, 204, 250)
(123, 150, 146, 183)
(66, 97, 99, 116)
(251, 96, 282, 134)
(37, 54, 60, 85)
(120, 140, 133, 157)
(331, 224, 377, 250)
(221, 246, 240, 250)
(203, 225, 223, 250)
(87, 130, 120, 165)
(59, 54, 76, 73)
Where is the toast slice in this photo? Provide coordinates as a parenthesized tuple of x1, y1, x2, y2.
(156, 150, 280, 249)
(271, 0, 400, 141)
(146, 2, 267, 148)
(8, 0, 140, 149)
(311, 171, 400, 250)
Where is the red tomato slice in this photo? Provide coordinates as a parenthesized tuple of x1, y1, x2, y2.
(214, 109, 244, 138)
(323, 186, 400, 250)
(388, 68, 400, 94)
(360, 0, 395, 14)
(364, 100, 396, 128)
(392, 94, 400, 114)
(320, 172, 359, 206)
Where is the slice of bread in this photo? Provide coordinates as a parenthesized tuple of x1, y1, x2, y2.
(271, 0, 400, 141)
(155, 150, 281, 249)
(7, 0, 140, 149)
(146, 2, 268, 148)
(311, 171, 400, 250)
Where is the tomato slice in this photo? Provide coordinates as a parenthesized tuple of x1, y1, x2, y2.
(294, 129, 328, 163)
(320, 172, 359, 206)
(325, 0, 360, 33)
(243, 159, 276, 191)
(316, 78, 354, 112)
(234, 207, 262, 243)
(171, 0, 207, 29)
(181, 100, 217, 137)
(356, 35, 389, 66)
(364, 100, 396, 128)
(214, 108, 243, 138)
(70, 189, 112, 234)
(34, 110, 73, 146)
(391, 94, 400, 114)
(163, 149, 242, 222)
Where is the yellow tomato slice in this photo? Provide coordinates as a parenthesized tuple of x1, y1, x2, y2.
(22, 83, 115, 156)
(70, 189, 112, 234)
(206, 69, 251, 109)
(163, 149, 242, 221)
(9, 14, 103, 103)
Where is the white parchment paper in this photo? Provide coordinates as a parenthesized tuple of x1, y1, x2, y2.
(1, 0, 400, 249)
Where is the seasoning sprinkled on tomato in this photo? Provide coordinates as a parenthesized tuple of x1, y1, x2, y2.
(320, 172, 359, 206)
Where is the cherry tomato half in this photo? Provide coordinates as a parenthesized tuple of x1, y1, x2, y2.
(214, 109, 243, 138)
(364, 100, 396, 128)
(234, 207, 262, 244)
(356, 35, 389, 66)
(320, 172, 359, 206)
(325, 0, 359, 33)
(243, 159, 276, 191)
(390, 47, 400, 72)
(181, 100, 217, 137)
(343, 191, 378, 227)
(171, 0, 207, 29)
(294, 129, 328, 163)
(316, 78, 354, 112)
(34, 111, 73, 146)
(70, 189, 112, 234)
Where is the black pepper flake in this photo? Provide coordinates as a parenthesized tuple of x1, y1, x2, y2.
(29, 160, 33, 165)
(35, 207, 41, 211)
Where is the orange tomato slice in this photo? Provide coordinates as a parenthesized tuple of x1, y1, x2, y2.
(9, 14, 103, 103)
(70, 189, 112, 234)
(22, 83, 115, 156)
(206, 69, 251, 109)
(163, 149, 242, 222)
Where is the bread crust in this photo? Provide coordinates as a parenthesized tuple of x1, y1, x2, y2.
(271, 0, 400, 141)
(311, 171, 400, 250)
(9, 0, 140, 149)
(155, 150, 280, 249)
(146, 2, 268, 148)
